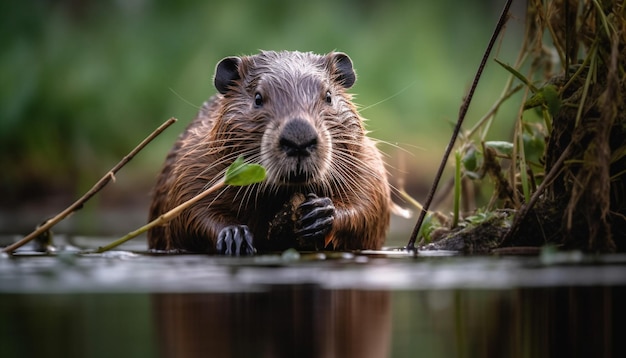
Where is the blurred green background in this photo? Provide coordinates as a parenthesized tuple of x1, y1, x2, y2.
(1, 0, 525, 236)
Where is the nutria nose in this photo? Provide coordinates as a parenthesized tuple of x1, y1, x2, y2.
(279, 118, 319, 157)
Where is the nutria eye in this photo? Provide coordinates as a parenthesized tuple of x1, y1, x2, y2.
(254, 93, 263, 107)
(325, 91, 332, 104)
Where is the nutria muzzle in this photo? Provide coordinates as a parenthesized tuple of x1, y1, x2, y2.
(279, 118, 319, 158)
(275, 117, 322, 184)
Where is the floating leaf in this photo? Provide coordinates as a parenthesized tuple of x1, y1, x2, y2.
(225, 156, 266, 186)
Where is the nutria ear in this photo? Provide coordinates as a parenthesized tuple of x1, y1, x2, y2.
(329, 52, 356, 89)
(214, 57, 242, 94)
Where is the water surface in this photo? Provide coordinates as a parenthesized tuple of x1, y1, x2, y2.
(1, 236, 625, 358)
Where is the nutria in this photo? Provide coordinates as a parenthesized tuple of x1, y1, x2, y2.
(148, 50, 390, 255)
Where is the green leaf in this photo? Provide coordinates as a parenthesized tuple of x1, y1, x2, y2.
(541, 85, 561, 116)
(484, 141, 514, 157)
(522, 131, 545, 164)
(523, 92, 545, 110)
(494, 58, 538, 93)
(417, 213, 435, 244)
(461, 147, 479, 172)
(224, 156, 266, 186)
(524, 85, 561, 115)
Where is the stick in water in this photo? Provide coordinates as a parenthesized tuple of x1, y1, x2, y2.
(95, 178, 225, 253)
(95, 156, 265, 253)
(3, 117, 178, 254)
(405, 0, 513, 251)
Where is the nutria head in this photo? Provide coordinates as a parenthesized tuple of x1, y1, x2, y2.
(211, 51, 365, 192)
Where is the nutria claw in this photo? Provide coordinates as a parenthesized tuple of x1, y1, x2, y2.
(216, 225, 256, 256)
(295, 193, 335, 247)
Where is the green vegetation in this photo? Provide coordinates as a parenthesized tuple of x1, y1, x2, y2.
(418, 0, 626, 253)
(224, 156, 266, 187)
(0, 0, 519, 212)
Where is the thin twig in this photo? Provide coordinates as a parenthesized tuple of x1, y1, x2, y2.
(406, 0, 513, 250)
(96, 156, 266, 252)
(3, 117, 178, 254)
(95, 178, 224, 253)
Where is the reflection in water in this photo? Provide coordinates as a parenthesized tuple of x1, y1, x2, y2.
(149, 286, 624, 358)
(394, 286, 624, 358)
(2, 246, 625, 357)
(153, 288, 391, 358)
(1, 286, 624, 357)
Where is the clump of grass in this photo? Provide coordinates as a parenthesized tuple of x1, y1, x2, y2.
(411, 0, 626, 253)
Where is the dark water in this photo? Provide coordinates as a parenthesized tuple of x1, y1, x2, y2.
(1, 236, 625, 358)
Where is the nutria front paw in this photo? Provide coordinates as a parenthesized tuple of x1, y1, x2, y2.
(295, 193, 335, 250)
(216, 225, 256, 256)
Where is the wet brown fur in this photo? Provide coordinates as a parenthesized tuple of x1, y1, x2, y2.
(148, 51, 390, 253)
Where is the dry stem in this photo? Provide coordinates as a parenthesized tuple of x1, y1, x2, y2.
(3, 117, 177, 254)
(95, 178, 225, 253)
(406, 0, 513, 250)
